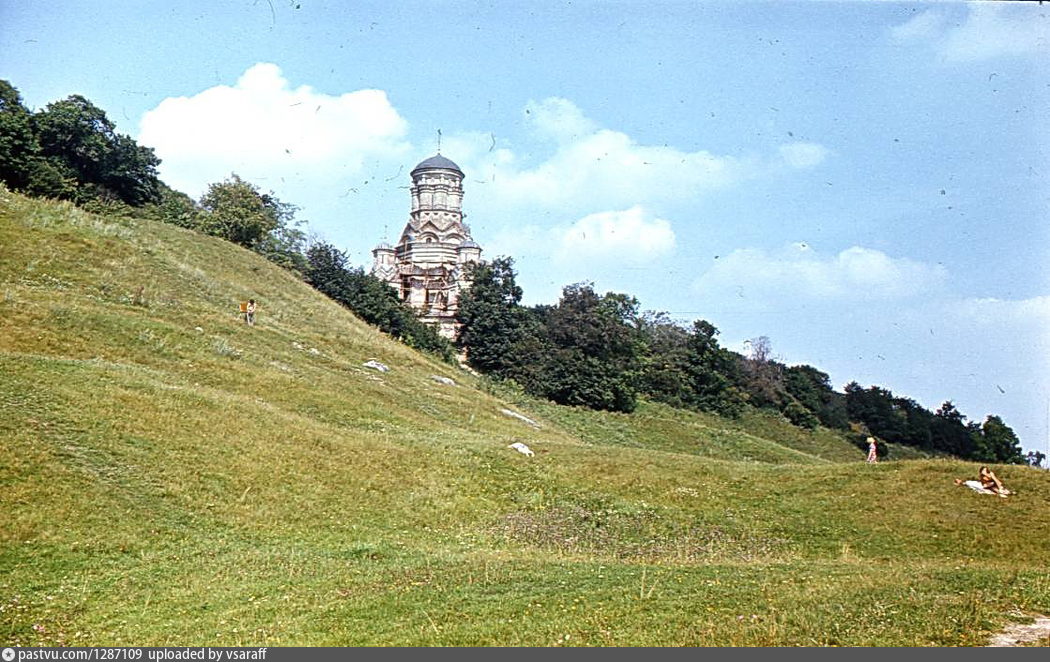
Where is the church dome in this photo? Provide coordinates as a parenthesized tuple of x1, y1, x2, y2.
(411, 153, 463, 176)
(458, 240, 480, 249)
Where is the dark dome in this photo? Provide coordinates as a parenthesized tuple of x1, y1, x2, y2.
(458, 240, 480, 250)
(411, 153, 463, 175)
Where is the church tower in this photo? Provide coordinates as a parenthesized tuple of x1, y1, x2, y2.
(371, 154, 482, 338)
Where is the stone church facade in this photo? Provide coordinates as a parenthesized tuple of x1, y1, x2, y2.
(371, 154, 482, 339)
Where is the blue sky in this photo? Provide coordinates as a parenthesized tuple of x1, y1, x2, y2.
(3, 1, 1048, 452)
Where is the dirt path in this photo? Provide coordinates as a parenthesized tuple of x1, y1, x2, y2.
(987, 615, 1050, 647)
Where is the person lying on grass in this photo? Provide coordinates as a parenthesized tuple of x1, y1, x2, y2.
(954, 466, 1011, 497)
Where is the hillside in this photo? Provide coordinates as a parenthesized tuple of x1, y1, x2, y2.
(1, 188, 1049, 646)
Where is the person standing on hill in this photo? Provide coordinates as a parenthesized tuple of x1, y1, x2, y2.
(246, 299, 256, 326)
(865, 436, 878, 464)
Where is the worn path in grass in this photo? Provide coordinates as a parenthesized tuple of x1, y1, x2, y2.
(987, 616, 1050, 647)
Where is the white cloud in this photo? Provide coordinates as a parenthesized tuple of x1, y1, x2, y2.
(465, 97, 755, 211)
(957, 295, 1050, 329)
(890, 10, 946, 43)
(552, 206, 675, 265)
(487, 206, 675, 267)
(138, 63, 410, 196)
(525, 97, 599, 143)
(692, 244, 948, 308)
(891, 4, 1049, 62)
(778, 142, 829, 169)
(941, 5, 1050, 62)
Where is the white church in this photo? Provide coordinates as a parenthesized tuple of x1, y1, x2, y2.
(371, 154, 482, 339)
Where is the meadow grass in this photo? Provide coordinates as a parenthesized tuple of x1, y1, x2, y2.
(2, 188, 1048, 646)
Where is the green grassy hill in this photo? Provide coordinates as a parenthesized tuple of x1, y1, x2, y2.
(2, 188, 1048, 646)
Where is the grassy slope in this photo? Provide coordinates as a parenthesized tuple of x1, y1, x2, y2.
(1, 189, 1048, 647)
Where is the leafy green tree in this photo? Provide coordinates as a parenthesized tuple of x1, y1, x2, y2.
(456, 256, 530, 376)
(684, 320, 745, 416)
(783, 400, 819, 429)
(535, 283, 642, 412)
(784, 365, 849, 429)
(738, 336, 787, 410)
(253, 213, 308, 276)
(0, 80, 39, 191)
(144, 182, 202, 230)
(198, 175, 283, 247)
(636, 312, 693, 408)
(32, 94, 160, 205)
(845, 383, 922, 445)
(973, 415, 1024, 464)
(0, 80, 74, 198)
(930, 401, 974, 457)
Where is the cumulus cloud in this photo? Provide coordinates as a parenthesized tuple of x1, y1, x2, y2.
(692, 244, 948, 308)
(525, 97, 599, 143)
(445, 98, 828, 225)
(138, 63, 410, 196)
(466, 97, 755, 211)
(552, 206, 675, 265)
(487, 206, 675, 267)
(892, 4, 1049, 62)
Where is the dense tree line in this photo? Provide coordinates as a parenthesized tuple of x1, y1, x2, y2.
(844, 384, 1023, 463)
(0, 81, 161, 207)
(457, 256, 1025, 463)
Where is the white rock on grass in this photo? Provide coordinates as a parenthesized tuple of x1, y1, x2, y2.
(431, 375, 456, 386)
(500, 408, 540, 428)
(363, 360, 390, 373)
(508, 442, 535, 457)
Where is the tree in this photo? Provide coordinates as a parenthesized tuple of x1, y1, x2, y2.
(785, 365, 849, 429)
(0, 80, 38, 191)
(973, 415, 1025, 464)
(32, 94, 160, 205)
(636, 312, 693, 408)
(253, 213, 308, 276)
(144, 182, 201, 230)
(931, 401, 974, 457)
(456, 256, 529, 376)
(845, 383, 912, 445)
(738, 336, 787, 409)
(0, 80, 74, 198)
(684, 319, 745, 416)
(535, 283, 642, 412)
(198, 175, 283, 248)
